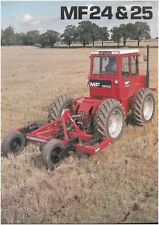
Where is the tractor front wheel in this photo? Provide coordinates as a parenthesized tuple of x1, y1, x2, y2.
(48, 95, 73, 122)
(94, 99, 125, 140)
(42, 139, 65, 170)
(131, 88, 155, 126)
(1, 130, 26, 157)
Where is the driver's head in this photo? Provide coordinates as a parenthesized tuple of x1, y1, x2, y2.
(109, 57, 116, 64)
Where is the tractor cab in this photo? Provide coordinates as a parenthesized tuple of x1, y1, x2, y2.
(89, 49, 145, 111)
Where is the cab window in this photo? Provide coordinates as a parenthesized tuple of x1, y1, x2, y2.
(93, 57, 100, 74)
(93, 56, 117, 75)
(131, 56, 138, 75)
(122, 57, 129, 78)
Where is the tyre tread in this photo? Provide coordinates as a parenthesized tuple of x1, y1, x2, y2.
(94, 99, 125, 140)
(48, 95, 73, 122)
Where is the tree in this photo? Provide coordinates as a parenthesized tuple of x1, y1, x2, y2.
(133, 22, 151, 46)
(118, 23, 138, 46)
(77, 21, 92, 47)
(126, 23, 136, 39)
(17, 33, 28, 45)
(15, 33, 24, 45)
(47, 30, 59, 47)
(111, 27, 122, 46)
(119, 24, 130, 46)
(25, 30, 40, 45)
(39, 30, 59, 47)
(1, 30, 7, 45)
(77, 21, 100, 47)
(39, 32, 49, 48)
(61, 25, 77, 47)
(90, 23, 100, 47)
(1, 26, 17, 45)
(99, 27, 109, 47)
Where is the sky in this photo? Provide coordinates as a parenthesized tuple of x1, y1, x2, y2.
(1, 1, 158, 38)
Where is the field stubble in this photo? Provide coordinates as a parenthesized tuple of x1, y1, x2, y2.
(1, 45, 158, 223)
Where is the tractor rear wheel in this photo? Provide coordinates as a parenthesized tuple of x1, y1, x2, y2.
(131, 88, 155, 126)
(1, 130, 26, 157)
(42, 139, 65, 170)
(48, 95, 73, 122)
(94, 99, 125, 140)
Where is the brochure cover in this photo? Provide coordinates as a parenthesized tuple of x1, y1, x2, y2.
(1, 0, 158, 224)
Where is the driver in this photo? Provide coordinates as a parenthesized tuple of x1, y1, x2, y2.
(105, 57, 116, 74)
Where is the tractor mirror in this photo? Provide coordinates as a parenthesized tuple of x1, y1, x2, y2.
(143, 55, 147, 61)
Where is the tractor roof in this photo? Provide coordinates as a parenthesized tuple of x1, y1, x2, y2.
(91, 49, 139, 55)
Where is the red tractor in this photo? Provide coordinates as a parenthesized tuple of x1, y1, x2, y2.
(2, 46, 155, 169)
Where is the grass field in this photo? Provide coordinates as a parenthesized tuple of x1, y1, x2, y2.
(1, 43, 158, 223)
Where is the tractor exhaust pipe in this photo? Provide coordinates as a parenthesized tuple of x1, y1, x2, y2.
(146, 45, 149, 88)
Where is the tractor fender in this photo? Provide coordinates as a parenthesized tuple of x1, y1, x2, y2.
(76, 97, 102, 115)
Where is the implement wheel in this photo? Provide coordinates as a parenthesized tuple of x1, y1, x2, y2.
(48, 95, 73, 122)
(94, 99, 125, 140)
(42, 139, 65, 170)
(131, 88, 155, 126)
(2, 130, 26, 157)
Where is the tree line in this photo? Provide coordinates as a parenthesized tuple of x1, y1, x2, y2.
(1, 21, 151, 47)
